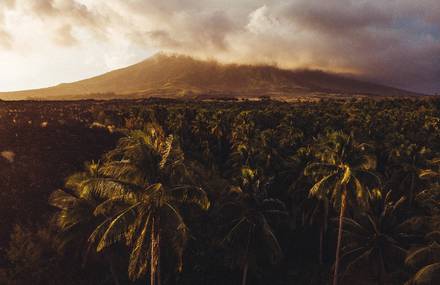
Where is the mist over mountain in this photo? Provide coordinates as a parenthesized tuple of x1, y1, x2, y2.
(0, 53, 421, 100)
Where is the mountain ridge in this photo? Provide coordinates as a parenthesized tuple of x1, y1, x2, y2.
(0, 53, 423, 100)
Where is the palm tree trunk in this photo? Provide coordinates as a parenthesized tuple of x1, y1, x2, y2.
(319, 225, 324, 265)
(377, 267, 383, 285)
(109, 258, 120, 285)
(241, 260, 249, 285)
(409, 173, 415, 206)
(150, 218, 156, 285)
(157, 217, 161, 285)
(242, 226, 252, 285)
(377, 253, 385, 285)
(333, 191, 347, 285)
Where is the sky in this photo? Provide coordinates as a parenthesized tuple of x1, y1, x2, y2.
(0, 0, 439, 94)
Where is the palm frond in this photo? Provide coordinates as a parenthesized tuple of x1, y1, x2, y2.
(260, 216, 283, 264)
(92, 202, 141, 252)
(81, 178, 140, 200)
(168, 185, 210, 210)
(159, 135, 174, 169)
(409, 262, 440, 284)
(309, 173, 338, 199)
(49, 189, 80, 210)
(128, 217, 151, 280)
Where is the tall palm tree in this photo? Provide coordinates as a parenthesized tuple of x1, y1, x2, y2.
(339, 192, 412, 285)
(90, 182, 209, 284)
(300, 195, 330, 265)
(217, 167, 287, 285)
(304, 131, 380, 285)
(56, 125, 209, 285)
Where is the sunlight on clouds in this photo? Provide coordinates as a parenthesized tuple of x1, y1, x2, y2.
(0, 0, 439, 93)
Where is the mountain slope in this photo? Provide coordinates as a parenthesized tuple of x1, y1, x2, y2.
(0, 53, 422, 100)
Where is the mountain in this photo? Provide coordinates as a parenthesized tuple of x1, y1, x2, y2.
(0, 53, 422, 100)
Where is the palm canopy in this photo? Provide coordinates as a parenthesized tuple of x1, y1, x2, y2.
(339, 192, 413, 283)
(405, 241, 440, 272)
(386, 144, 434, 204)
(89, 182, 209, 280)
(49, 161, 103, 253)
(304, 130, 380, 285)
(304, 130, 380, 209)
(216, 167, 287, 285)
(51, 124, 210, 283)
(101, 126, 183, 185)
(91, 125, 209, 281)
(406, 262, 440, 285)
(404, 224, 440, 285)
(419, 158, 440, 184)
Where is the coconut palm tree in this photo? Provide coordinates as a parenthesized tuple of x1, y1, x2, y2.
(339, 192, 413, 284)
(387, 144, 432, 206)
(304, 131, 380, 285)
(300, 195, 330, 265)
(90, 182, 209, 284)
(49, 161, 102, 255)
(404, 173, 440, 285)
(49, 162, 122, 284)
(217, 167, 287, 285)
(77, 125, 209, 284)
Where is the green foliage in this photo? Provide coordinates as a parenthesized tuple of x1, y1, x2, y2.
(1, 97, 440, 285)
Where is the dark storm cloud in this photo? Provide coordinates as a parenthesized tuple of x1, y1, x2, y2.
(282, 1, 392, 33)
(242, 1, 440, 93)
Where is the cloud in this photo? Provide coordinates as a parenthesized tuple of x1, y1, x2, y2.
(0, 0, 439, 93)
(31, 0, 57, 16)
(236, 1, 440, 93)
(0, 1, 12, 49)
(25, 0, 109, 44)
(0, 29, 12, 49)
(282, 1, 392, 34)
(53, 24, 78, 46)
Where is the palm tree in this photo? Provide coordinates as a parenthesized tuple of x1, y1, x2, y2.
(419, 158, 440, 184)
(304, 131, 380, 285)
(339, 192, 412, 284)
(49, 161, 102, 255)
(300, 195, 330, 265)
(405, 239, 440, 285)
(73, 125, 209, 284)
(387, 144, 432, 206)
(49, 162, 122, 284)
(405, 167, 440, 285)
(217, 167, 287, 285)
(90, 182, 209, 284)
(406, 263, 440, 285)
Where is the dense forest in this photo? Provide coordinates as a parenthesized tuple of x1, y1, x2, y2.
(0, 97, 439, 285)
